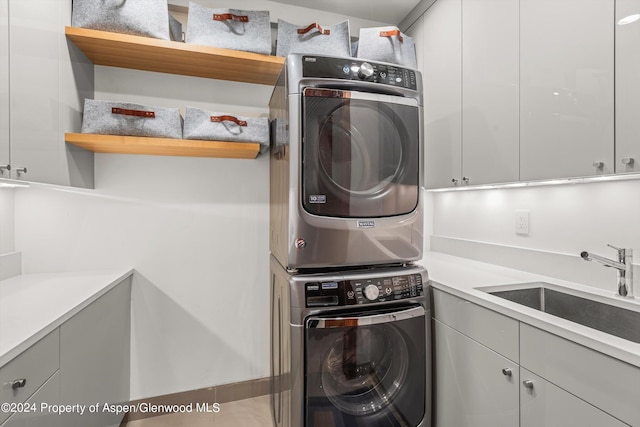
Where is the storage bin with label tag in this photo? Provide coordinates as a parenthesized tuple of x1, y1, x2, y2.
(185, 2, 271, 55)
(183, 107, 269, 153)
(81, 99, 183, 139)
(357, 26, 417, 68)
(276, 20, 350, 58)
(72, 0, 172, 40)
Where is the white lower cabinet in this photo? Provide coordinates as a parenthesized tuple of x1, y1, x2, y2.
(520, 369, 626, 427)
(1, 373, 60, 427)
(434, 320, 519, 427)
(0, 278, 131, 427)
(433, 289, 635, 427)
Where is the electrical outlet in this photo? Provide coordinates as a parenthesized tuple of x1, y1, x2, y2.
(515, 210, 529, 235)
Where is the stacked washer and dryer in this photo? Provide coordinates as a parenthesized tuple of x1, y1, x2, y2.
(269, 54, 431, 427)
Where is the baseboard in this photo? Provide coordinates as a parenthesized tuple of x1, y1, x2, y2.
(120, 377, 271, 423)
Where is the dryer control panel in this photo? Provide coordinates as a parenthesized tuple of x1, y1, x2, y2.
(302, 55, 418, 90)
(305, 273, 424, 307)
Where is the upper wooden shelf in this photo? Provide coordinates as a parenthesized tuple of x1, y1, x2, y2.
(65, 133, 261, 160)
(65, 26, 285, 86)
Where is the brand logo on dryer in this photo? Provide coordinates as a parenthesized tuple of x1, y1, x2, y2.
(357, 220, 376, 229)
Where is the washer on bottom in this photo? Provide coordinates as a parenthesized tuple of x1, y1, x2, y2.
(271, 257, 431, 427)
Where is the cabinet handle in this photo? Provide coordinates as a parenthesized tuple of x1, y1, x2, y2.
(451, 178, 459, 185)
(15, 167, 27, 175)
(622, 157, 635, 166)
(522, 380, 534, 390)
(11, 379, 26, 389)
(592, 161, 604, 169)
(0, 164, 9, 172)
(462, 177, 470, 183)
(502, 368, 513, 377)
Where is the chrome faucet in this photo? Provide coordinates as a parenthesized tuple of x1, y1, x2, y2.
(580, 245, 634, 298)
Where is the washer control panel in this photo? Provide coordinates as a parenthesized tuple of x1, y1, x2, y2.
(302, 55, 418, 90)
(305, 273, 424, 307)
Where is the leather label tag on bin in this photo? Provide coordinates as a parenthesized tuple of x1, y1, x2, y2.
(297, 23, 330, 35)
(213, 13, 249, 23)
(210, 115, 248, 126)
(111, 108, 156, 118)
(380, 29, 404, 43)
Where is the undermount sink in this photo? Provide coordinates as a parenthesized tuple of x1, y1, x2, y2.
(484, 283, 640, 344)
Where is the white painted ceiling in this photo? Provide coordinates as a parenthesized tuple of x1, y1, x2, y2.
(270, 0, 422, 24)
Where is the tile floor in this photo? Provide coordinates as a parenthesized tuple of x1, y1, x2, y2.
(122, 395, 273, 427)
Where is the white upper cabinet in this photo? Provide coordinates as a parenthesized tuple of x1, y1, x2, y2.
(615, 0, 640, 174)
(421, 0, 462, 189)
(519, 0, 614, 181)
(8, 0, 93, 187)
(462, 0, 519, 186)
(0, 0, 8, 177)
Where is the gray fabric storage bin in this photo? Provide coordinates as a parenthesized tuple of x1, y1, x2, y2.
(71, 0, 171, 40)
(81, 99, 183, 139)
(169, 14, 183, 42)
(357, 26, 417, 68)
(185, 2, 271, 55)
(276, 19, 350, 57)
(183, 107, 269, 152)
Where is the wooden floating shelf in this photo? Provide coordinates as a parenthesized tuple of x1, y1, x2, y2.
(65, 26, 285, 86)
(65, 133, 261, 160)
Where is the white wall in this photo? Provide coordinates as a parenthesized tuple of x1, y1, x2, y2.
(9, 1, 387, 401)
(429, 178, 640, 292)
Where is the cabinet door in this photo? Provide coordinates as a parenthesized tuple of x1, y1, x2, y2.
(0, 0, 8, 174)
(520, 369, 627, 427)
(2, 372, 60, 427)
(59, 280, 131, 427)
(615, 0, 640, 173)
(434, 320, 519, 427)
(422, 0, 462, 189)
(520, 0, 614, 180)
(8, 0, 93, 187)
(462, 0, 519, 186)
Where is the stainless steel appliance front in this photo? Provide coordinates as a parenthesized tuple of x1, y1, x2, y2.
(269, 54, 424, 270)
(270, 257, 431, 427)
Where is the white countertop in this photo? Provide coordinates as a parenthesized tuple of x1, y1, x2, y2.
(419, 252, 640, 368)
(0, 269, 133, 368)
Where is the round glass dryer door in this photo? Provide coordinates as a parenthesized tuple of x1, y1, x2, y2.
(305, 306, 426, 426)
(302, 88, 420, 218)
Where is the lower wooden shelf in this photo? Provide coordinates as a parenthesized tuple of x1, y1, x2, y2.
(65, 133, 261, 159)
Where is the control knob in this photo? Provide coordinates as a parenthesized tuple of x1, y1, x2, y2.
(363, 284, 380, 301)
(358, 62, 374, 79)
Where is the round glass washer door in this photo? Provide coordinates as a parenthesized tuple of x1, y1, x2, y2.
(317, 102, 405, 197)
(320, 324, 409, 416)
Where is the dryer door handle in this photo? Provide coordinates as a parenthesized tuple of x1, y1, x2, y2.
(307, 305, 425, 329)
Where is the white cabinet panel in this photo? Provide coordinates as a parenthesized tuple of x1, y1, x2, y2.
(462, 0, 519, 185)
(520, 369, 627, 427)
(8, 0, 93, 187)
(2, 373, 60, 427)
(434, 320, 519, 427)
(422, 0, 462, 189)
(0, 0, 8, 174)
(615, 0, 640, 173)
(0, 330, 59, 425)
(521, 324, 640, 427)
(59, 279, 131, 427)
(433, 289, 519, 362)
(520, 0, 614, 180)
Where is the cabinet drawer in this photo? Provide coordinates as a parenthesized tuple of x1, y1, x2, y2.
(0, 330, 59, 425)
(521, 324, 639, 426)
(1, 371, 60, 427)
(433, 289, 519, 362)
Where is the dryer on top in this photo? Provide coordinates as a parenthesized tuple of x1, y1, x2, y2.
(269, 54, 424, 271)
